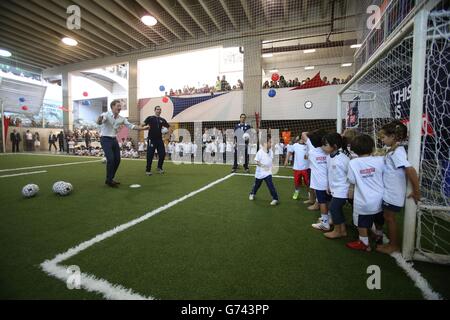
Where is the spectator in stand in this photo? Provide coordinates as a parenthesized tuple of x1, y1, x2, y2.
(85, 130, 91, 149)
(220, 75, 229, 91)
(293, 77, 300, 87)
(263, 81, 270, 89)
(323, 76, 329, 85)
(237, 79, 244, 90)
(270, 81, 279, 88)
(279, 76, 287, 88)
(215, 76, 221, 92)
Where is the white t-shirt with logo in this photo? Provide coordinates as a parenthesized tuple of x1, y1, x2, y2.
(347, 156, 385, 215)
(327, 151, 350, 199)
(291, 143, 309, 171)
(306, 138, 328, 191)
(383, 146, 411, 207)
(275, 143, 284, 155)
(254, 148, 274, 179)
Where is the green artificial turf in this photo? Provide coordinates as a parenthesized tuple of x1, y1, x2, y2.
(0, 154, 448, 299)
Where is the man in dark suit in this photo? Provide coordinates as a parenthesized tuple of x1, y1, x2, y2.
(57, 131, 65, 152)
(232, 113, 252, 173)
(48, 131, 57, 152)
(10, 129, 21, 152)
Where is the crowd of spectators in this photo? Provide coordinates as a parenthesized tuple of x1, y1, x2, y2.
(168, 75, 243, 96)
(262, 74, 353, 89)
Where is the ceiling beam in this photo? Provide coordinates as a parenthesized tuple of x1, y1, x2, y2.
(0, 32, 76, 65)
(50, 0, 139, 51)
(238, 0, 253, 28)
(136, 0, 185, 40)
(302, 0, 309, 20)
(0, 5, 99, 59)
(0, 16, 91, 62)
(198, 0, 224, 33)
(321, 0, 330, 19)
(178, 0, 209, 35)
(29, 0, 127, 53)
(113, 0, 172, 43)
(5, 0, 112, 56)
(9, 0, 114, 55)
(0, 42, 55, 68)
(261, 1, 271, 27)
(0, 38, 65, 67)
(92, 0, 161, 46)
(283, 0, 289, 24)
(71, 0, 149, 48)
(156, 0, 197, 38)
(0, 57, 44, 73)
(218, 0, 239, 31)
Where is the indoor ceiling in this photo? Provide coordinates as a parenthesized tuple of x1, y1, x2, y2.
(0, 0, 361, 72)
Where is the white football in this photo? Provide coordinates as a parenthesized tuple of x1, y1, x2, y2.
(52, 181, 66, 194)
(59, 182, 73, 196)
(161, 127, 169, 134)
(243, 132, 250, 141)
(22, 184, 39, 198)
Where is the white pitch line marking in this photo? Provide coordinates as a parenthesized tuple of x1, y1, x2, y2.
(391, 252, 443, 300)
(40, 173, 235, 300)
(0, 160, 101, 173)
(0, 170, 47, 178)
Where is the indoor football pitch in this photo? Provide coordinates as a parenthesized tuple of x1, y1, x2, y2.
(0, 153, 448, 300)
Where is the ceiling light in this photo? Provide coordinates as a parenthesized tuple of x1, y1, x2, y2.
(0, 49, 12, 57)
(262, 53, 273, 58)
(303, 49, 316, 54)
(341, 63, 353, 67)
(62, 37, 78, 46)
(304, 66, 315, 70)
(269, 69, 279, 73)
(141, 15, 157, 26)
(350, 44, 362, 49)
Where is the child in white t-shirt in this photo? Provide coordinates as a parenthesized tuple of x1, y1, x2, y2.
(284, 136, 310, 201)
(346, 134, 385, 252)
(302, 130, 331, 231)
(322, 133, 350, 239)
(377, 121, 420, 254)
(249, 138, 279, 206)
(68, 139, 75, 154)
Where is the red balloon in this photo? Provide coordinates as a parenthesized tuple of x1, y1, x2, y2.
(21, 106, 28, 111)
(271, 73, 280, 82)
(83, 91, 88, 97)
(162, 96, 169, 103)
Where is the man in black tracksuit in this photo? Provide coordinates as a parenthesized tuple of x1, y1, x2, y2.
(144, 105, 170, 175)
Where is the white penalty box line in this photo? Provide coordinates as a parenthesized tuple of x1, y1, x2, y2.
(40, 173, 239, 300)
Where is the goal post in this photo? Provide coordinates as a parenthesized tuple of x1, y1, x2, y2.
(337, 0, 449, 265)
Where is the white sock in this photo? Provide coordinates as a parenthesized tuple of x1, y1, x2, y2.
(321, 214, 329, 225)
(359, 236, 369, 246)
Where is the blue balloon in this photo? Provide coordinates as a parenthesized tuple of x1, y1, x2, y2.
(159, 85, 165, 92)
(268, 89, 276, 98)
(19, 97, 25, 103)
